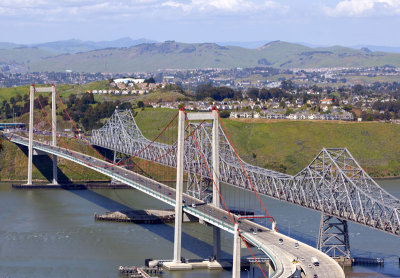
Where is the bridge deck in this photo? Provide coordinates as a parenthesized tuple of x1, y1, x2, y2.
(4, 132, 344, 278)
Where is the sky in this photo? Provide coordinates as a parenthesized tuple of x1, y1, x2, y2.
(1, 0, 400, 46)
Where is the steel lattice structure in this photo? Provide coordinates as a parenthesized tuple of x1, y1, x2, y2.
(90, 109, 400, 236)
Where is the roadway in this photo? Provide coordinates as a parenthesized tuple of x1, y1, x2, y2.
(3, 132, 344, 278)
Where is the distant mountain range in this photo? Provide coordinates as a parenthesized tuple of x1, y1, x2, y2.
(0, 37, 157, 54)
(1, 38, 400, 72)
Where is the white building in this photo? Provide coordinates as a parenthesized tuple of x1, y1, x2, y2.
(113, 78, 145, 84)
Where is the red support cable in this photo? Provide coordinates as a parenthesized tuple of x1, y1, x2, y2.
(217, 110, 277, 231)
(184, 113, 267, 278)
(238, 230, 268, 278)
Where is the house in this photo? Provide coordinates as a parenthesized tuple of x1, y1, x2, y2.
(321, 98, 333, 105)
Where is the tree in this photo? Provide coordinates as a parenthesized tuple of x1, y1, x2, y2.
(119, 102, 132, 110)
(68, 94, 77, 106)
(16, 94, 22, 102)
(281, 80, 294, 91)
(247, 88, 259, 100)
(9, 97, 16, 105)
(144, 77, 155, 83)
(137, 101, 144, 108)
(219, 110, 230, 118)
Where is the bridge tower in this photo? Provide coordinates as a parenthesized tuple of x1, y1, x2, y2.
(317, 214, 351, 258)
(27, 84, 58, 185)
(171, 107, 222, 265)
(232, 223, 241, 278)
(172, 107, 185, 264)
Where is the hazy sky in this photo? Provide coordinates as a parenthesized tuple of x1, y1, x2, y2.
(1, 0, 400, 46)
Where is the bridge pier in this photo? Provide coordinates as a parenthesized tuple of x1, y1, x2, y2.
(232, 223, 241, 278)
(317, 214, 351, 259)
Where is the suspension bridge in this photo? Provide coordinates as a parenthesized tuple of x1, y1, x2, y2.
(2, 84, 400, 277)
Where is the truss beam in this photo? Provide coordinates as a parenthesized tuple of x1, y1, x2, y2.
(90, 109, 400, 237)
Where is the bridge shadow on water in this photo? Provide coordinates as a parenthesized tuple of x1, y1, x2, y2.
(14, 143, 229, 259)
(67, 188, 231, 259)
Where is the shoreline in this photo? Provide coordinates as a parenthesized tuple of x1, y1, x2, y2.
(374, 176, 400, 180)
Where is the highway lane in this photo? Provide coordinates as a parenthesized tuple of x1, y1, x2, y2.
(4, 132, 344, 278)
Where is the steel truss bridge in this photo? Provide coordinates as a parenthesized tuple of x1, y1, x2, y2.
(91, 109, 400, 240)
(3, 105, 399, 278)
(4, 132, 344, 278)
(90, 109, 400, 260)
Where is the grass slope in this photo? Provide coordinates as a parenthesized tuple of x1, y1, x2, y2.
(224, 119, 400, 177)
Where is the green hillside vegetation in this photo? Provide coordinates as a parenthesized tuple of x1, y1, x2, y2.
(10, 40, 399, 72)
(223, 119, 400, 177)
(0, 47, 57, 64)
(139, 90, 190, 104)
(0, 137, 107, 182)
(0, 81, 110, 103)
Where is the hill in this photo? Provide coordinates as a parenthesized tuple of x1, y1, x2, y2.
(1, 40, 400, 72)
(22, 41, 400, 72)
(0, 42, 22, 50)
(0, 47, 58, 64)
(29, 37, 157, 54)
(0, 37, 157, 53)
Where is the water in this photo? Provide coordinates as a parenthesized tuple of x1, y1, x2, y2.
(0, 180, 399, 278)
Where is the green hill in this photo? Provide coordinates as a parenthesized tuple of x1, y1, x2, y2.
(2, 40, 400, 72)
(0, 47, 57, 64)
(223, 119, 400, 177)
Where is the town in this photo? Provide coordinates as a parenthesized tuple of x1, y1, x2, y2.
(1, 66, 400, 124)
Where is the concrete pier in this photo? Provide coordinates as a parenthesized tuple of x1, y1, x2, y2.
(94, 209, 198, 224)
(163, 260, 231, 270)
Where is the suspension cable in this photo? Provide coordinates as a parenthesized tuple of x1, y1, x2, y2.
(217, 110, 277, 231)
(184, 111, 267, 278)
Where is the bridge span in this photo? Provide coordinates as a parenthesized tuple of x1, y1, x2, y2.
(9, 83, 399, 277)
(90, 109, 400, 240)
(4, 132, 344, 278)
